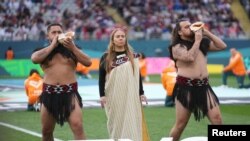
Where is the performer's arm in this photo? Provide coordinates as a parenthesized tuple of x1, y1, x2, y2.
(139, 74, 148, 104)
(203, 29, 227, 51)
(139, 74, 144, 96)
(172, 41, 201, 62)
(99, 55, 106, 97)
(71, 47, 92, 67)
(172, 30, 202, 62)
(99, 54, 107, 108)
(62, 38, 92, 66)
(31, 36, 58, 64)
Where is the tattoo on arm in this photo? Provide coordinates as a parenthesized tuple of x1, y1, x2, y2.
(172, 44, 200, 62)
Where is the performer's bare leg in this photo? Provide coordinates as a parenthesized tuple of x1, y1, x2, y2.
(169, 99, 191, 141)
(41, 104, 56, 141)
(206, 94, 222, 124)
(68, 98, 86, 139)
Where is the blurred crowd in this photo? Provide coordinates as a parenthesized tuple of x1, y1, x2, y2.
(0, 0, 248, 41)
(240, 0, 250, 19)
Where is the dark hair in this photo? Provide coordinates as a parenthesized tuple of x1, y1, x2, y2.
(29, 69, 39, 76)
(168, 18, 191, 60)
(47, 23, 63, 33)
(171, 18, 189, 45)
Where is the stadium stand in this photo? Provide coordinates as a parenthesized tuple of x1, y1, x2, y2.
(0, 0, 249, 41)
(231, 0, 250, 37)
(240, 0, 250, 19)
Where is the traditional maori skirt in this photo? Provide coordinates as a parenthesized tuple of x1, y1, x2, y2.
(40, 82, 82, 126)
(173, 75, 219, 121)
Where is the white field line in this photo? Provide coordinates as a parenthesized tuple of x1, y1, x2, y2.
(0, 122, 63, 141)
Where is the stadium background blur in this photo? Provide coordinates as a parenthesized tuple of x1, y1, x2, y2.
(0, 0, 250, 78)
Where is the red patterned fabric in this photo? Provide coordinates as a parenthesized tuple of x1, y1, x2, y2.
(176, 75, 208, 86)
(43, 82, 77, 94)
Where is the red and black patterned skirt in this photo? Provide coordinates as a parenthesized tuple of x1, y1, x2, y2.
(40, 82, 83, 126)
(173, 75, 219, 121)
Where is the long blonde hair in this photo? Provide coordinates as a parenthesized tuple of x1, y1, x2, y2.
(105, 27, 135, 74)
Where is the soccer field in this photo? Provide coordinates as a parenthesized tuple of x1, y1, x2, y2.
(1, 105, 250, 141)
(0, 74, 250, 141)
(1, 0, 250, 140)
